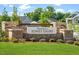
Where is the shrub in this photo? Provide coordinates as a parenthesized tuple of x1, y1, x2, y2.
(0, 38, 3, 42)
(57, 39, 65, 43)
(0, 30, 7, 37)
(0, 29, 9, 42)
(0, 37, 9, 42)
(30, 38, 38, 42)
(18, 39, 26, 43)
(39, 39, 46, 42)
(11, 38, 26, 43)
(3, 38, 9, 42)
(11, 38, 17, 41)
(74, 41, 79, 46)
(25, 38, 31, 41)
(13, 40, 19, 43)
(65, 40, 74, 44)
(49, 39, 56, 42)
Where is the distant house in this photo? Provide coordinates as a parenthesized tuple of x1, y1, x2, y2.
(69, 13, 78, 18)
(48, 18, 57, 22)
(20, 16, 32, 24)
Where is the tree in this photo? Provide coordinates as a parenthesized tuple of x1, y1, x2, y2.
(11, 6, 20, 24)
(26, 8, 43, 21)
(45, 6, 56, 19)
(39, 13, 49, 24)
(46, 6, 55, 12)
(34, 8, 43, 14)
(26, 12, 38, 21)
(61, 12, 71, 22)
(39, 6, 56, 23)
(1, 8, 10, 21)
(56, 12, 65, 21)
(26, 5, 71, 22)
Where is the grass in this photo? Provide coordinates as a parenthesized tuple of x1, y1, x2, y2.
(0, 42, 79, 55)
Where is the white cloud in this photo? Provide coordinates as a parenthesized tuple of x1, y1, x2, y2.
(19, 4, 31, 10)
(54, 3, 61, 6)
(55, 8, 65, 13)
(0, 0, 79, 4)
(8, 12, 22, 16)
(8, 12, 13, 16)
(8, 5, 13, 7)
(67, 10, 73, 12)
(18, 4, 31, 15)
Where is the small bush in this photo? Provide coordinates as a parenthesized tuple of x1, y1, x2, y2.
(0, 38, 3, 42)
(74, 41, 79, 46)
(3, 38, 9, 42)
(25, 38, 31, 41)
(30, 38, 38, 42)
(49, 39, 56, 42)
(0, 30, 8, 42)
(13, 40, 19, 43)
(57, 39, 65, 43)
(0, 37, 9, 42)
(11, 38, 17, 41)
(18, 39, 26, 43)
(65, 40, 74, 44)
(39, 39, 46, 42)
(13, 39, 26, 43)
(12, 38, 19, 43)
(0, 30, 7, 37)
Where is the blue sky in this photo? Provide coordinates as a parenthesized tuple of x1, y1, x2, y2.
(0, 4, 79, 16)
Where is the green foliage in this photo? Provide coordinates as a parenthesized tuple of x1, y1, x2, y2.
(0, 5, 72, 23)
(39, 18, 49, 24)
(0, 30, 8, 42)
(1, 8, 10, 21)
(57, 39, 65, 43)
(56, 12, 65, 21)
(0, 30, 6, 38)
(74, 41, 79, 46)
(49, 39, 57, 42)
(46, 6, 55, 12)
(34, 8, 43, 14)
(0, 37, 9, 42)
(11, 6, 20, 24)
(27, 12, 39, 21)
(41, 11, 55, 19)
(26, 5, 71, 22)
(61, 12, 71, 22)
(39, 12, 50, 25)
(26, 6, 56, 22)
(26, 8, 43, 21)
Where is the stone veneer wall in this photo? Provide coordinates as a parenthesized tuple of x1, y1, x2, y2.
(8, 29, 24, 40)
(2, 21, 17, 32)
(63, 29, 74, 41)
(23, 33, 63, 40)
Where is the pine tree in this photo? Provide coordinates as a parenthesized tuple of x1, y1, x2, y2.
(1, 8, 10, 21)
(11, 6, 20, 24)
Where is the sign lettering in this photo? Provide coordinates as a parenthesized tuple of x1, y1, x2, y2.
(27, 27, 57, 34)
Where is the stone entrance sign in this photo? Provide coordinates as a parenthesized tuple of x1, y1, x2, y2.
(27, 27, 57, 34)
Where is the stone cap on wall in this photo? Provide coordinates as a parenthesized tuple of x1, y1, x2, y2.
(8, 29, 24, 31)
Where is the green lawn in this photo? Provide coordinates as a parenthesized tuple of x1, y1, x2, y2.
(0, 42, 79, 55)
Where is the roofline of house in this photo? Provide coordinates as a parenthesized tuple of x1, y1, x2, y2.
(18, 23, 53, 26)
